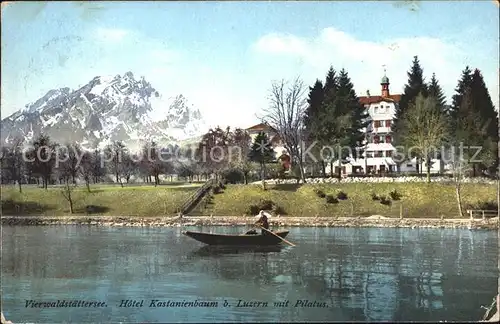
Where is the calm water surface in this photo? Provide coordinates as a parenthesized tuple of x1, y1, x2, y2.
(1, 226, 498, 323)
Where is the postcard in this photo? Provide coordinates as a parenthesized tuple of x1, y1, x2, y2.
(1, 1, 499, 323)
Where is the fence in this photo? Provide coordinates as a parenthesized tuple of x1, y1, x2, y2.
(177, 179, 217, 215)
(466, 209, 498, 220)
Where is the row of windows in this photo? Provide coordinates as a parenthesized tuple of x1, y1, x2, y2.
(373, 120, 391, 128)
(368, 135, 392, 144)
(366, 150, 393, 158)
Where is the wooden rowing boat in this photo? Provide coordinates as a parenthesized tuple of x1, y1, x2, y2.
(182, 230, 290, 246)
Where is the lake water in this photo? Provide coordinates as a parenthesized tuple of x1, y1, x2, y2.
(1, 226, 498, 323)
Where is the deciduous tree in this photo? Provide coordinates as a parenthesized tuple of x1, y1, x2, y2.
(28, 134, 56, 189)
(262, 77, 308, 183)
(195, 126, 232, 180)
(398, 94, 449, 182)
(228, 128, 253, 184)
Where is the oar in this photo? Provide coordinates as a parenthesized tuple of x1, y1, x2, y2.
(258, 226, 296, 247)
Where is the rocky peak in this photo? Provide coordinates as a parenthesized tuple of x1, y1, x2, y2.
(1, 72, 206, 151)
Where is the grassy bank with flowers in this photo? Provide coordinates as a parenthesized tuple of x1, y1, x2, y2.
(1, 181, 497, 223)
(195, 182, 498, 219)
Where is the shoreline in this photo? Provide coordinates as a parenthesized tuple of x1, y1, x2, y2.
(1, 215, 498, 229)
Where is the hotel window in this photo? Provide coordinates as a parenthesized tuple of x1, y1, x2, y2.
(374, 135, 380, 144)
(375, 151, 383, 157)
(386, 150, 393, 157)
(386, 135, 392, 143)
(366, 151, 373, 158)
(374, 106, 379, 113)
(386, 105, 390, 109)
(385, 120, 392, 127)
(374, 120, 381, 127)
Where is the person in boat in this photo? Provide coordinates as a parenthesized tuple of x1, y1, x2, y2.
(255, 210, 271, 235)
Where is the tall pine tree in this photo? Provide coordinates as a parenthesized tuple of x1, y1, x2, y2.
(392, 56, 428, 146)
(303, 79, 326, 176)
(449, 66, 473, 123)
(451, 67, 499, 176)
(320, 67, 350, 177)
(427, 73, 447, 111)
(470, 69, 499, 174)
(425, 72, 450, 163)
(303, 79, 325, 141)
(323, 66, 338, 99)
(336, 69, 370, 159)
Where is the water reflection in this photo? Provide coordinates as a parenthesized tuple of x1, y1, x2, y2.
(1, 226, 498, 323)
(189, 245, 285, 257)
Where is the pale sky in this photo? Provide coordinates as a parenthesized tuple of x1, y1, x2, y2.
(1, 1, 499, 131)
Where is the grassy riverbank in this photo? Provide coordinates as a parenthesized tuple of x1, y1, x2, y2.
(198, 182, 498, 218)
(1, 184, 200, 216)
(1, 182, 497, 219)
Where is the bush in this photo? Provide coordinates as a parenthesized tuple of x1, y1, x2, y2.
(371, 192, 380, 200)
(379, 196, 391, 206)
(222, 168, 244, 184)
(211, 186, 222, 194)
(247, 204, 260, 215)
(272, 204, 286, 215)
(272, 164, 288, 180)
(466, 200, 498, 211)
(389, 189, 402, 201)
(325, 195, 339, 204)
(258, 199, 274, 211)
(337, 191, 348, 200)
(313, 188, 326, 198)
(247, 199, 287, 215)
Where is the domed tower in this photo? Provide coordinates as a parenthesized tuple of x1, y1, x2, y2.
(381, 71, 390, 97)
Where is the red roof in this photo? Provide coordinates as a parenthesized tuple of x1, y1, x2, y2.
(245, 123, 283, 144)
(245, 123, 277, 132)
(359, 94, 401, 105)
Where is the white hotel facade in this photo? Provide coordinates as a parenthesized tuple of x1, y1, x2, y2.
(327, 73, 444, 176)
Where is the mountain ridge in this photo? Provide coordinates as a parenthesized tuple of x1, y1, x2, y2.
(1, 72, 207, 151)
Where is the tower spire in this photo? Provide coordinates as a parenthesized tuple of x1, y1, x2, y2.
(380, 66, 390, 97)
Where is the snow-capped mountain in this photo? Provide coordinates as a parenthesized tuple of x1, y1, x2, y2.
(1, 72, 207, 151)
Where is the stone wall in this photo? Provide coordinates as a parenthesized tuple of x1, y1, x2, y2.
(2, 215, 498, 230)
(254, 176, 496, 185)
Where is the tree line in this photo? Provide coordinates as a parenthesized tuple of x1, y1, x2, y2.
(0, 126, 278, 192)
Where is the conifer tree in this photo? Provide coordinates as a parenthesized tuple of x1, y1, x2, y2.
(303, 79, 326, 175)
(336, 69, 369, 159)
(450, 67, 499, 176)
(427, 73, 447, 112)
(323, 66, 338, 97)
(320, 67, 350, 178)
(392, 56, 428, 146)
(470, 69, 499, 174)
(449, 66, 473, 124)
(249, 131, 275, 188)
(303, 79, 325, 141)
(392, 56, 429, 173)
